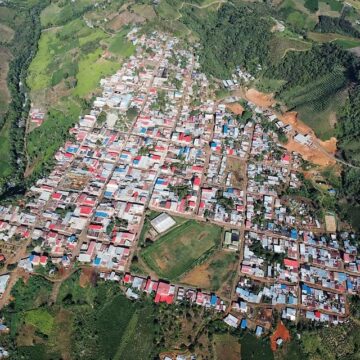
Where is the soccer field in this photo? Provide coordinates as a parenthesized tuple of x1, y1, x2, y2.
(140, 220, 222, 281)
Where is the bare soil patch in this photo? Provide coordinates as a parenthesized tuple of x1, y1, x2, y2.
(180, 261, 212, 289)
(284, 138, 336, 167)
(325, 214, 337, 232)
(226, 102, 244, 115)
(277, 111, 337, 166)
(17, 324, 43, 346)
(79, 267, 96, 288)
(226, 156, 246, 188)
(245, 88, 275, 108)
(319, 137, 337, 154)
(270, 321, 291, 351)
(329, 112, 337, 128)
(278, 111, 312, 134)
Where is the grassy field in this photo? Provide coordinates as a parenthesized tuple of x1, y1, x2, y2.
(240, 333, 274, 360)
(132, 4, 157, 20)
(73, 49, 118, 96)
(255, 77, 286, 93)
(109, 29, 136, 56)
(24, 309, 54, 336)
(156, 0, 181, 20)
(0, 121, 12, 177)
(180, 250, 238, 293)
(140, 220, 222, 280)
(0, 23, 14, 43)
(270, 32, 311, 61)
(40, 2, 61, 27)
(214, 333, 241, 360)
(27, 30, 55, 91)
(26, 99, 82, 174)
(308, 31, 360, 48)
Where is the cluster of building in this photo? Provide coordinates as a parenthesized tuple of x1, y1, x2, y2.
(122, 272, 226, 311)
(0, 29, 357, 337)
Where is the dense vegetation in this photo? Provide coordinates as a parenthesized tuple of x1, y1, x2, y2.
(0, 0, 49, 192)
(0, 272, 274, 359)
(315, 15, 360, 38)
(181, 2, 273, 77)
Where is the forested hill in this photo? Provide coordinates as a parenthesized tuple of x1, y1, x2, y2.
(182, 3, 274, 78)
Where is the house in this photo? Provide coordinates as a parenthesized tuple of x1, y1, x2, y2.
(154, 282, 175, 304)
(255, 326, 264, 337)
(0, 274, 10, 296)
(223, 314, 240, 328)
(294, 133, 311, 146)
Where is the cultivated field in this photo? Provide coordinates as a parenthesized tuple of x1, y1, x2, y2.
(140, 220, 222, 280)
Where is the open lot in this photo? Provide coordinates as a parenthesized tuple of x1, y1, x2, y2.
(180, 250, 238, 296)
(140, 220, 222, 280)
(213, 333, 241, 360)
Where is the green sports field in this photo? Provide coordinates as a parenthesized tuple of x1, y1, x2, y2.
(140, 220, 222, 281)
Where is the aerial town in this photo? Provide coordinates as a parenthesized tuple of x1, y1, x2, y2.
(0, 29, 359, 347)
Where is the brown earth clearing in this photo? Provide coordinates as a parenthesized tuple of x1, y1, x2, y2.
(179, 250, 238, 299)
(79, 267, 96, 288)
(245, 88, 275, 107)
(226, 102, 244, 115)
(270, 321, 291, 351)
(284, 138, 336, 167)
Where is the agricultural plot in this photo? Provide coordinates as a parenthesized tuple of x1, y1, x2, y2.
(40, 2, 61, 27)
(27, 18, 113, 94)
(295, 88, 347, 140)
(140, 220, 222, 281)
(277, 67, 347, 139)
(3, 272, 158, 359)
(280, 67, 347, 109)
